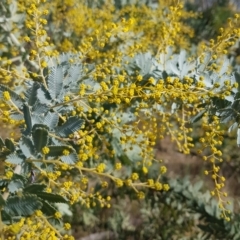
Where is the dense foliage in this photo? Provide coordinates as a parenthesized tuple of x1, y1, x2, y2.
(0, 0, 240, 239)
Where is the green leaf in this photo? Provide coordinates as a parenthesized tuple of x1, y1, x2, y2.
(5, 194, 42, 216)
(47, 65, 63, 99)
(41, 200, 57, 216)
(6, 154, 24, 164)
(36, 192, 68, 203)
(12, 174, 28, 184)
(0, 193, 6, 207)
(0, 137, 5, 148)
(0, 84, 23, 108)
(8, 179, 24, 193)
(32, 127, 49, 152)
(23, 184, 47, 193)
(23, 104, 32, 135)
(32, 124, 49, 132)
(46, 145, 75, 158)
(56, 116, 84, 137)
(5, 138, 15, 152)
(194, 181, 203, 192)
(1, 209, 12, 222)
(118, 154, 131, 166)
(0, 180, 9, 189)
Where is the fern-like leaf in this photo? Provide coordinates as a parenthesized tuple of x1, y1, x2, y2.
(5, 194, 42, 216)
(36, 192, 68, 203)
(47, 65, 64, 99)
(23, 184, 47, 193)
(19, 136, 34, 158)
(43, 112, 59, 129)
(24, 82, 40, 106)
(6, 154, 24, 164)
(56, 116, 84, 137)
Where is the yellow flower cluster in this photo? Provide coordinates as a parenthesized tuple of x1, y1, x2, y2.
(1, 213, 73, 240)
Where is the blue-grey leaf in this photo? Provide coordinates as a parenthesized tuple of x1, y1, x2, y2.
(43, 112, 59, 129)
(47, 66, 63, 99)
(6, 154, 23, 164)
(8, 179, 24, 193)
(228, 122, 238, 133)
(32, 114, 44, 126)
(61, 152, 78, 164)
(19, 136, 34, 158)
(24, 82, 40, 106)
(10, 113, 24, 120)
(37, 86, 51, 104)
(32, 101, 49, 115)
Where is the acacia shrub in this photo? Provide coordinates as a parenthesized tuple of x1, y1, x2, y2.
(0, 0, 240, 239)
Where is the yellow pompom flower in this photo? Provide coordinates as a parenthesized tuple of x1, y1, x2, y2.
(3, 91, 11, 101)
(42, 146, 50, 154)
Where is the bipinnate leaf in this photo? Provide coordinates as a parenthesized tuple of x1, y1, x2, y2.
(47, 65, 64, 99)
(37, 85, 52, 104)
(23, 104, 32, 135)
(8, 179, 24, 193)
(0, 137, 4, 148)
(32, 126, 49, 152)
(56, 116, 84, 137)
(25, 82, 40, 106)
(0, 193, 5, 207)
(41, 200, 57, 216)
(228, 122, 238, 133)
(19, 136, 34, 158)
(6, 153, 23, 165)
(23, 184, 47, 193)
(32, 101, 49, 115)
(61, 151, 78, 164)
(5, 138, 15, 152)
(10, 113, 23, 120)
(0, 180, 9, 188)
(36, 192, 68, 203)
(43, 112, 59, 129)
(5, 194, 42, 216)
(132, 53, 153, 75)
(46, 145, 76, 159)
